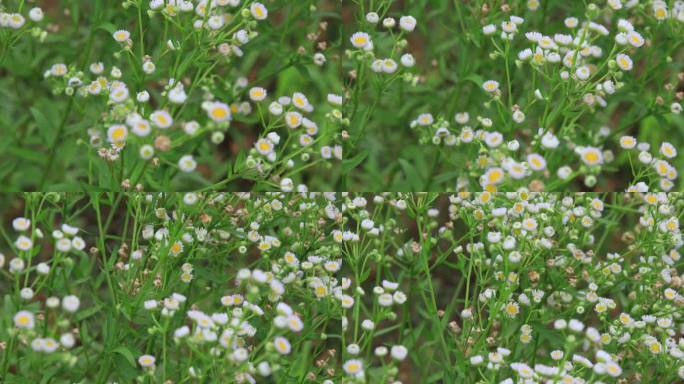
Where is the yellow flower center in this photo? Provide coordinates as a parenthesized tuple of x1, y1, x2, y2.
(112, 128, 125, 141)
(211, 108, 227, 120)
(658, 163, 668, 174)
(259, 142, 271, 151)
(171, 243, 181, 253)
(488, 170, 503, 183)
(584, 151, 599, 163)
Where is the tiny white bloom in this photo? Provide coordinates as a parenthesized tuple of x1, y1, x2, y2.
(250, 2, 268, 20)
(399, 15, 417, 32)
(138, 354, 156, 368)
(112, 29, 130, 42)
(350, 32, 371, 49)
(178, 155, 197, 173)
(616, 53, 633, 71)
(273, 336, 291, 354)
(14, 310, 35, 329)
(62, 295, 80, 313)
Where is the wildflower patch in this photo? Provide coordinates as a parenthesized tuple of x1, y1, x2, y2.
(1, 1, 683, 191)
(1, 192, 683, 382)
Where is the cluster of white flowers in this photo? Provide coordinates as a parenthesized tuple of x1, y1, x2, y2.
(333, 192, 684, 382)
(37, 0, 343, 190)
(8, 211, 82, 356)
(0, 6, 44, 30)
(401, 2, 683, 192)
(349, 13, 418, 76)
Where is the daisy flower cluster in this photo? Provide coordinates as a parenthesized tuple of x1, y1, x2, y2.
(343, 8, 423, 150)
(299, 0, 684, 192)
(121, 192, 345, 382)
(3, 0, 682, 191)
(445, 192, 684, 382)
(2, 192, 684, 382)
(337, 195, 412, 382)
(0, 3, 46, 40)
(4, 3, 684, 384)
(336, 192, 684, 382)
(36, 1, 341, 190)
(347, 13, 418, 75)
(0, 192, 349, 382)
(1, 196, 86, 371)
(404, 1, 683, 191)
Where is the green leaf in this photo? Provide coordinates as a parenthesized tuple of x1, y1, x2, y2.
(398, 158, 424, 191)
(30, 107, 54, 144)
(463, 73, 484, 88)
(342, 149, 369, 173)
(75, 304, 103, 322)
(112, 346, 138, 368)
(6, 147, 47, 166)
(39, 367, 61, 384)
(97, 22, 116, 35)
